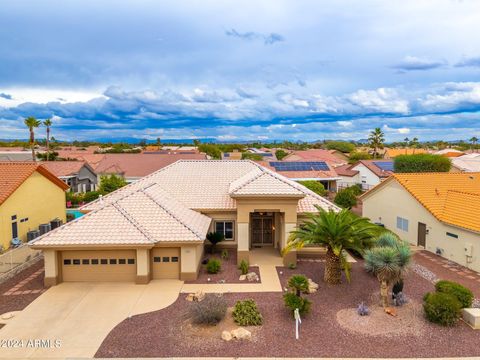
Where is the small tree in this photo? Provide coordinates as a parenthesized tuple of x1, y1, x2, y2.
(334, 188, 357, 209)
(325, 141, 356, 153)
(287, 275, 309, 296)
(98, 174, 127, 194)
(206, 232, 224, 253)
(394, 154, 451, 173)
(364, 236, 411, 308)
(348, 151, 371, 164)
(298, 180, 326, 196)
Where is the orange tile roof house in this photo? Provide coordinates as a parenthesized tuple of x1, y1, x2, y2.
(30, 160, 339, 286)
(0, 162, 69, 250)
(384, 148, 427, 159)
(361, 172, 480, 272)
(41, 161, 98, 193)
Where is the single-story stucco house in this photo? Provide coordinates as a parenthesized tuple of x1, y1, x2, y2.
(30, 160, 339, 286)
(361, 172, 480, 272)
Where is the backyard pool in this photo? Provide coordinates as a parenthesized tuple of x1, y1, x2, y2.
(66, 209, 85, 220)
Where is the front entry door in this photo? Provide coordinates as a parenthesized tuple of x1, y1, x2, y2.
(417, 222, 427, 247)
(251, 213, 274, 247)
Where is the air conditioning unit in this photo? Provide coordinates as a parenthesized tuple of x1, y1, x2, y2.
(39, 223, 51, 235)
(50, 218, 63, 229)
(27, 230, 41, 242)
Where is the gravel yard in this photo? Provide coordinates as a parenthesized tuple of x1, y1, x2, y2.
(96, 259, 480, 358)
(185, 250, 261, 284)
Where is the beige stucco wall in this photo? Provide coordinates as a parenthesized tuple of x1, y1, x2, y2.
(202, 210, 237, 246)
(0, 171, 66, 250)
(363, 179, 480, 272)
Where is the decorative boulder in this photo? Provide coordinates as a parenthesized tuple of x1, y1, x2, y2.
(221, 330, 233, 341)
(307, 278, 319, 294)
(239, 274, 247, 281)
(185, 291, 205, 302)
(246, 272, 259, 282)
(231, 327, 252, 340)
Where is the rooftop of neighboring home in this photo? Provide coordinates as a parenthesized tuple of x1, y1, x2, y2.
(451, 153, 480, 172)
(434, 148, 465, 157)
(282, 149, 347, 166)
(340, 159, 394, 178)
(31, 160, 338, 247)
(0, 150, 34, 161)
(221, 151, 243, 160)
(257, 160, 340, 181)
(335, 163, 359, 177)
(41, 161, 94, 178)
(361, 172, 480, 233)
(0, 162, 69, 205)
(384, 148, 428, 158)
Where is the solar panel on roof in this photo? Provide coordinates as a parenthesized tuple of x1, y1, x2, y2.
(373, 161, 394, 172)
(269, 161, 330, 171)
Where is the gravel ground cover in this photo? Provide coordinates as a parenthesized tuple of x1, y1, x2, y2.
(185, 250, 260, 284)
(96, 260, 480, 358)
(0, 259, 46, 315)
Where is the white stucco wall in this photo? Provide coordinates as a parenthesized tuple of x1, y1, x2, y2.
(362, 179, 480, 272)
(352, 163, 381, 189)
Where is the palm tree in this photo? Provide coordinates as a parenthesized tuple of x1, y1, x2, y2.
(284, 207, 380, 284)
(403, 137, 409, 154)
(470, 136, 478, 153)
(364, 234, 411, 308)
(287, 275, 309, 296)
(410, 137, 419, 154)
(24, 116, 41, 161)
(43, 118, 52, 161)
(368, 128, 385, 159)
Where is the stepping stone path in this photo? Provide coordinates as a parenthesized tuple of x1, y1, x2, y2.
(2, 268, 44, 296)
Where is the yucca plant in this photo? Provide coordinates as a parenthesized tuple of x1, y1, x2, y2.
(364, 236, 411, 308)
(284, 207, 380, 284)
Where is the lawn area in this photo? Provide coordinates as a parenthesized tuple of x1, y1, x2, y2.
(96, 259, 480, 358)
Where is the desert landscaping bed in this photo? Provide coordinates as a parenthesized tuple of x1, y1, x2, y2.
(0, 260, 46, 315)
(185, 250, 261, 284)
(96, 260, 480, 358)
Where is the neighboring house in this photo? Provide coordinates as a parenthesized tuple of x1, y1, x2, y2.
(384, 148, 427, 159)
(92, 153, 207, 182)
(361, 172, 480, 272)
(42, 161, 98, 193)
(246, 148, 276, 160)
(434, 148, 465, 158)
(451, 153, 480, 172)
(337, 160, 393, 190)
(30, 160, 338, 285)
(0, 162, 68, 250)
(221, 151, 243, 160)
(283, 149, 347, 167)
(259, 160, 341, 191)
(0, 151, 35, 161)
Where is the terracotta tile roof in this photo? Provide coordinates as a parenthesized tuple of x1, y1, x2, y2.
(0, 162, 69, 206)
(41, 161, 87, 177)
(335, 163, 359, 177)
(93, 153, 207, 177)
(283, 149, 347, 166)
(83, 160, 339, 214)
(385, 148, 427, 158)
(366, 172, 480, 233)
(258, 161, 340, 180)
(31, 183, 211, 247)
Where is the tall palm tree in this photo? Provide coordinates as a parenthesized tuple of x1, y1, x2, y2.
(368, 128, 385, 159)
(403, 137, 409, 154)
(284, 207, 380, 284)
(364, 234, 411, 308)
(470, 136, 478, 153)
(43, 118, 52, 161)
(410, 137, 419, 154)
(24, 116, 41, 161)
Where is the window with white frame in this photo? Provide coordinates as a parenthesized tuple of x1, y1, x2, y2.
(396, 216, 409, 232)
(215, 221, 234, 240)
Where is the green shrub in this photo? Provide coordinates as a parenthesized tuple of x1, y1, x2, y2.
(423, 292, 461, 326)
(238, 259, 249, 275)
(206, 259, 221, 274)
(82, 191, 103, 203)
(283, 292, 311, 316)
(241, 152, 263, 161)
(221, 249, 229, 260)
(232, 299, 263, 326)
(298, 180, 326, 196)
(435, 280, 473, 308)
(394, 154, 451, 173)
(325, 140, 355, 153)
(287, 275, 309, 296)
(275, 149, 288, 160)
(348, 151, 371, 164)
(334, 188, 357, 209)
(189, 294, 227, 324)
(206, 232, 224, 253)
(288, 262, 296, 269)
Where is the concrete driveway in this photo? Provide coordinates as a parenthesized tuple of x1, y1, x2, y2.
(0, 280, 182, 359)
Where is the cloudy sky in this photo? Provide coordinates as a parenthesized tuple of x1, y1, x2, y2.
(1, 0, 480, 142)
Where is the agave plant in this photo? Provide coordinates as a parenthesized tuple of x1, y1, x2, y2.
(284, 207, 380, 285)
(364, 235, 411, 308)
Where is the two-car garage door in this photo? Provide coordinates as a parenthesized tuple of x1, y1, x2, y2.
(61, 250, 137, 282)
(61, 248, 180, 282)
